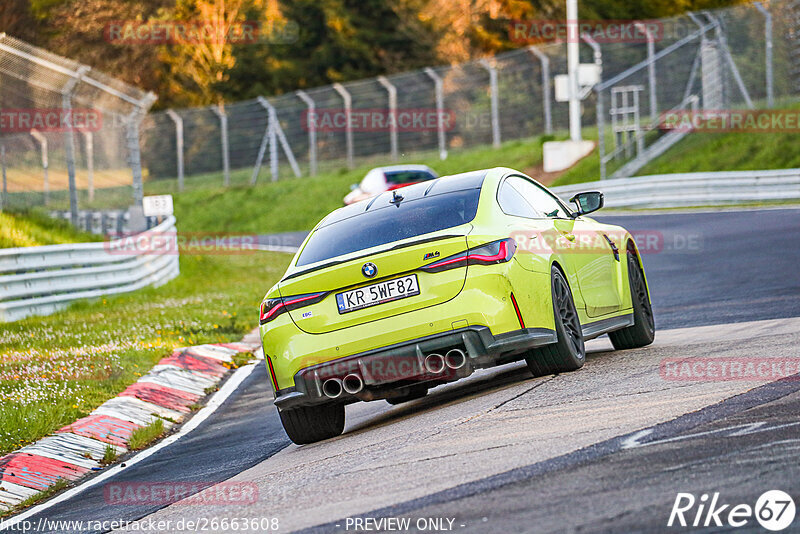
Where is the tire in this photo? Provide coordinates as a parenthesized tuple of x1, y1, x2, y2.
(525, 266, 586, 377)
(608, 248, 655, 350)
(277, 403, 345, 445)
(386, 384, 428, 405)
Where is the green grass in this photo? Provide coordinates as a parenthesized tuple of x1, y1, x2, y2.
(554, 101, 800, 186)
(164, 136, 550, 234)
(553, 128, 800, 187)
(0, 209, 101, 248)
(231, 351, 255, 368)
(0, 251, 290, 455)
(636, 130, 800, 176)
(101, 444, 118, 465)
(128, 419, 165, 450)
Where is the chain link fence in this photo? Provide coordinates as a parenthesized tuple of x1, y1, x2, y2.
(139, 40, 572, 189)
(139, 2, 796, 191)
(594, 2, 797, 178)
(0, 33, 156, 222)
(3, 2, 799, 213)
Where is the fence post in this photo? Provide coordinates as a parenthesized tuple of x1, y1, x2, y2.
(479, 59, 501, 148)
(296, 90, 317, 176)
(0, 144, 6, 211)
(252, 97, 301, 184)
(582, 33, 605, 179)
(30, 129, 49, 205)
(165, 109, 185, 191)
(635, 23, 657, 122)
(83, 131, 94, 202)
(424, 67, 447, 160)
(754, 2, 774, 108)
(267, 104, 278, 181)
(61, 66, 88, 226)
(703, 11, 753, 109)
(212, 105, 231, 186)
(527, 46, 552, 135)
(567, 0, 581, 141)
(126, 109, 147, 207)
(332, 83, 354, 169)
(597, 88, 607, 180)
(377, 76, 399, 161)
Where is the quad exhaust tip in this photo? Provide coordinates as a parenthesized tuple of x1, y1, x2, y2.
(326, 349, 467, 397)
(444, 348, 467, 370)
(424, 353, 446, 374)
(342, 373, 364, 395)
(322, 378, 343, 398)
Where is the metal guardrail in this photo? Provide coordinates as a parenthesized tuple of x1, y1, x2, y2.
(0, 216, 179, 322)
(49, 209, 163, 236)
(552, 169, 800, 209)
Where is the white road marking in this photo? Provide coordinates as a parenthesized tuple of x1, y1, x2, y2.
(622, 421, 800, 449)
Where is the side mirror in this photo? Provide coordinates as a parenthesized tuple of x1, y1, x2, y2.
(569, 191, 604, 217)
(349, 183, 359, 191)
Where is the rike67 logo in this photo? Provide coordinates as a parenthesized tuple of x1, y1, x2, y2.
(669, 490, 796, 531)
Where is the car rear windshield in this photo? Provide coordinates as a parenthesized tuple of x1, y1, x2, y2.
(296, 188, 481, 267)
(384, 170, 435, 184)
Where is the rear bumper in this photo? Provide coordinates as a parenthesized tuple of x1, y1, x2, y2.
(273, 325, 555, 410)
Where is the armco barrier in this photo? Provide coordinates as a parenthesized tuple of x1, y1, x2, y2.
(0, 216, 179, 323)
(551, 169, 800, 209)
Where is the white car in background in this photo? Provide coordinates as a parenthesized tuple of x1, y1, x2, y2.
(343, 164, 438, 205)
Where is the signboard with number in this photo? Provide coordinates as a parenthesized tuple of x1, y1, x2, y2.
(142, 195, 174, 217)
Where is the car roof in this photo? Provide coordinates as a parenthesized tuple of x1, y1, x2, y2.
(321, 170, 487, 228)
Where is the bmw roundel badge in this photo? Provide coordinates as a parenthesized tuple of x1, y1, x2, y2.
(362, 262, 377, 278)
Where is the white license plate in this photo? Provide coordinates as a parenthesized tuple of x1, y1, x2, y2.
(336, 274, 420, 314)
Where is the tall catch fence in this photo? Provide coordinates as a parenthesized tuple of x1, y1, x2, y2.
(0, 33, 156, 221)
(2, 2, 798, 214)
(140, 2, 795, 190)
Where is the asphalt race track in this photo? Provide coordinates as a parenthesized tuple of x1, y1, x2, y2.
(9, 207, 800, 534)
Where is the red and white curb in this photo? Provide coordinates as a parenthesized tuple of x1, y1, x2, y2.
(0, 337, 261, 514)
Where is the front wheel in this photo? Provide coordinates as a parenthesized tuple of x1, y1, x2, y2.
(277, 403, 345, 445)
(608, 248, 655, 350)
(526, 266, 586, 377)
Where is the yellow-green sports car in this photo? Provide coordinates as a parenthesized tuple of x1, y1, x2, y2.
(260, 167, 655, 444)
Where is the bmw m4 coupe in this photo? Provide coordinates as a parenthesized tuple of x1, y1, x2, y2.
(260, 168, 655, 444)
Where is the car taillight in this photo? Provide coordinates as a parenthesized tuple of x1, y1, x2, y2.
(259, 298, 285, 324)
(420, 238, 516, 273)
(259, 292, 328, 325)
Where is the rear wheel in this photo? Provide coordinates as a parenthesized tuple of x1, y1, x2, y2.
(608, 248, 655, 349)
(277, 403, 345, 445)
(386, 384, 428, 405)
(526, 266, 586, 377)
